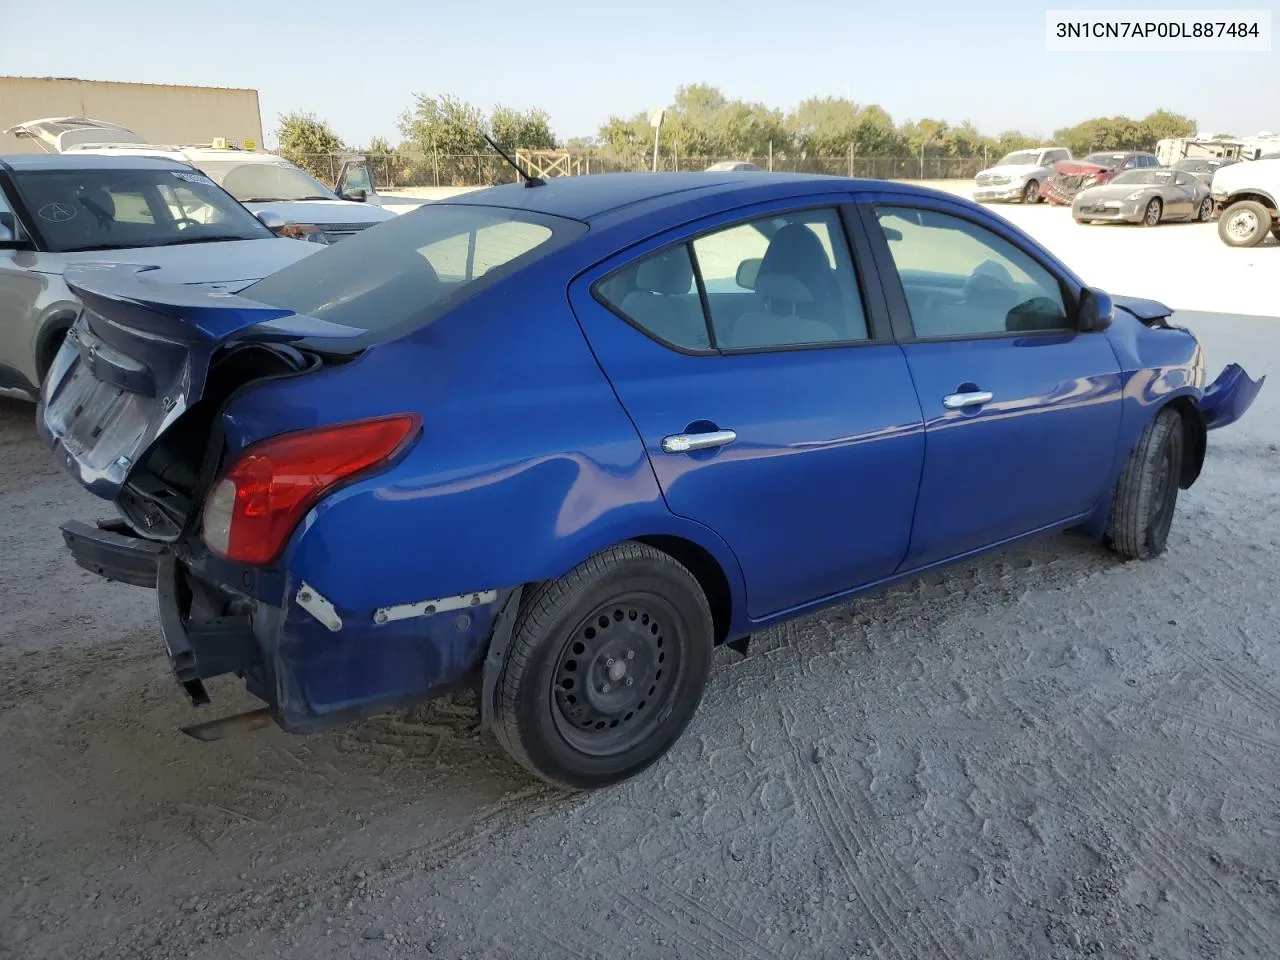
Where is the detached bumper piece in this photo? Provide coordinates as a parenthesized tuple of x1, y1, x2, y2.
(1202, 363, 1266, 431)
(157, 552, 261, 707)
(60, 518, 164, 587)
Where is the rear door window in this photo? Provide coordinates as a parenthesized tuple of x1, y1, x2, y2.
(595, 207, 870, 352)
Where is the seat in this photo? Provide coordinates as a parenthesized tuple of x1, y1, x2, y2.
(721, 223, 844, 348)
(619, 248, 708, 348)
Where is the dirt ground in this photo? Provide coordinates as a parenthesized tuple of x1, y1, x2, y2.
(2, 219, 1279, 959)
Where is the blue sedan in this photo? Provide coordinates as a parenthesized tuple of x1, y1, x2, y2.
(40, 173, 1263, 790)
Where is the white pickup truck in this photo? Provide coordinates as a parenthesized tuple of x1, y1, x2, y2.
(1211, 155, 1280, 248)
(5, 117, 397, 244)
(972, 147, 1073, 204)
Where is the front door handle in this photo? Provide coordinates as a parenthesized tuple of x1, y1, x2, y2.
(942, 390, 994, 410)
(661, 429, 737, 453)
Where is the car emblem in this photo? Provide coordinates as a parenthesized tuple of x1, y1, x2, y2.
(37, 202, 77, 223)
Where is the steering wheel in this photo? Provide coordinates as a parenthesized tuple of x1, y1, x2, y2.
(173, 217, 202, 230)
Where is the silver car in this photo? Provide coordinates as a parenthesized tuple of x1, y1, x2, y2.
(1072, 167, 1214, 226)
(0, 154, 323, 401)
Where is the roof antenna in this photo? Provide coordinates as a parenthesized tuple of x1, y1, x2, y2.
(483, 133, 545, 188)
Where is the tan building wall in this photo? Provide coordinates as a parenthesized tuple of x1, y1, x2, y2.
(0, 77, 263, 154)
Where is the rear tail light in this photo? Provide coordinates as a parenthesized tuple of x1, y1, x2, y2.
(202, 414, 421, 565)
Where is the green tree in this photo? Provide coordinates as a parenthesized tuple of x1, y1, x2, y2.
(787, 97, 860, 155)
(275, 111, 343, 181)
(398, 94, 488, 185)
(490, 105, 558, 150)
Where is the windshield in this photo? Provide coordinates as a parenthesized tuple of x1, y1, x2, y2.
(1112, 170, 1174, 185)
(997, 150, 1041, 166)
(10, 167, 274, 252)
(1083, 153, 1128, 167)
(242, 203, 587, 338)
(197, 159, 338, 203)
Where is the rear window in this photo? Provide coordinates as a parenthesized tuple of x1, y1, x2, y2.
(241, 203, 585, 336)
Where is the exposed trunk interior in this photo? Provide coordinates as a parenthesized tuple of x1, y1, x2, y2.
(115, 343, 321, 540)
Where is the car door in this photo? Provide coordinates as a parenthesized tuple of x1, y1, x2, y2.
(1169, 171, 1200, 216)
(569, 200, 926, 620)
(856, 195, 1123, 569)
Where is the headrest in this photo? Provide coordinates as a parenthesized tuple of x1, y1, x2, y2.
(758, 224, 833, 299)
(76, 186, 116, 220)
(635, 248, 693, 295)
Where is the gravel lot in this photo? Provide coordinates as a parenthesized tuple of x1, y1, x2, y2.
(1, 199, 1278, 960)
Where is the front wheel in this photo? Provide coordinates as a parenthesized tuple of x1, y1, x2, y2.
(1142, 198, 1163, 227)
(1022, 180, 1040, 204)
(1105, 408, 1184, 560)
(1218, 200, 1271, 247)
(1196, 197, 1214, 222)
(492, 542, 713, 789)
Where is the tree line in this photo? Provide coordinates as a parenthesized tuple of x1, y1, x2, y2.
(275, 87, 1197, 187)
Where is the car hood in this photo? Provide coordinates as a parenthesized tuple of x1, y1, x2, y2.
(241, 200, 396, 223)
(1212, 157, 1280, 193)
(978, 163, 1041, 177)
(47, 237, 321, 285)
(1076, 183, 1150, 202)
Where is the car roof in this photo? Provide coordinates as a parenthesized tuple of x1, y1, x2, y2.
(444, 172, 922, 223)
(0, 153, 190, 172)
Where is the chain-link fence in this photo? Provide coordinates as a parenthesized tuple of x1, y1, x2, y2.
(290, 151, 988, 190)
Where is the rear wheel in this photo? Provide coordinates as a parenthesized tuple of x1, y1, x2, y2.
(1142, 198, 1163, 227)
(1022, 180, 1040, 204)
(492, 542, 713, 789)
(1105, 408, 1184, 560)
(1218, 200, 1270, 247)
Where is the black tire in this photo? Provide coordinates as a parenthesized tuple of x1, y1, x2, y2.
(1075, 217, 1092, 225)
(1105, 408, 1184, 560)
(1142, 198, 1163, 227)
(1196, 197, 1214, 222)
(1022, 180, 1040, 204)
(492, 542, 713, 789)
(1218, 200, 1271, 247)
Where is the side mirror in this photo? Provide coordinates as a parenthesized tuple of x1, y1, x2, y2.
(341, 187, 367, 203)
(255, 210, 287, 231)
(0, 222, 13, 243)
(1077, 286, 1114, 332)
(735, 258, 761, 290)
(880, 226, 903, 242)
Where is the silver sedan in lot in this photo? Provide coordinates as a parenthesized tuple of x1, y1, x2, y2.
(1072, 168, 1214, 226)
(0, 154, 323, 401)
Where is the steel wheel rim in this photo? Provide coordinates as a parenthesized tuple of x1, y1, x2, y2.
(550, 593, 684, 757)
(1145, 201, 1161, 226)
(1150, 440, 1178, 542)
(1024, 182, 1037, 203)
(1199, 199, 1213, 221)
(1227, 210, 1258, 241)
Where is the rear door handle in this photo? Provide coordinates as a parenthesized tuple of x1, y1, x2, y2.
(942, 390, 993, 409)
(661, 430, 737, 453)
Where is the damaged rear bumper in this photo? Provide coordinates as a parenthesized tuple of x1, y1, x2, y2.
(59, 518, 508, 733)
(1202, 363, 1266, 430)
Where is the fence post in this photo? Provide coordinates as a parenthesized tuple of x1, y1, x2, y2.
(768, 140, 773, 172)
(848, 143, 853, 178)
(432, 146, 440, 187)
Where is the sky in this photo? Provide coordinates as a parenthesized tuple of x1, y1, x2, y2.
(1, 0, 1277, 147)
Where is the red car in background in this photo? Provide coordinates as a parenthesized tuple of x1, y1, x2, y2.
(1040, 151, 1160, 205)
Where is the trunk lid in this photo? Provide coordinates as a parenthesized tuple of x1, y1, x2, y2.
(5, 116, 147, 154)
(39, 265, 365, 503)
